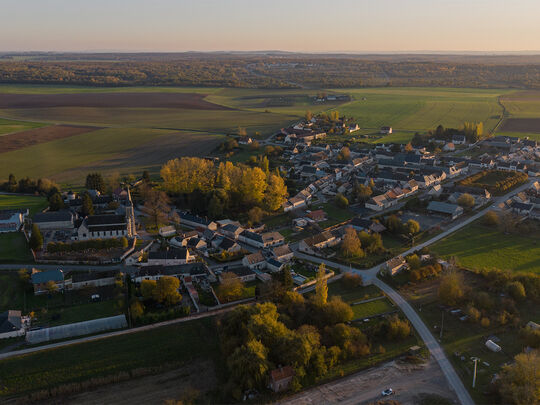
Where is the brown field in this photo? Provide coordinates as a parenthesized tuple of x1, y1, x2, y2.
(500, 118, 540, 133)
(0, 92, 230, 110)
(0, 124, 99, 153)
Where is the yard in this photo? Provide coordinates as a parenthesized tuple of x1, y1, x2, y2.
(350, 297, 396, 320)
(431, 220, 540, 274)
(0, 233, 33, 263)
(315, 201, 355, 228)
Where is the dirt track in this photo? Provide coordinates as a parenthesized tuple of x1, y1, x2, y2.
(0, 124, 99, 152)
(0, 92, 230, 110)
(280, 358, 458, 405)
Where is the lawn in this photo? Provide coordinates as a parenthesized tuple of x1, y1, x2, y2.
(0, 316, 220, 398)
(350, 298, 395, 320)
(431, 221, 540, 274)
(0, 194, 48, 215)
(0, 233, 33, 263)
(327, 281, 383, 303)
(315, 202, 355, 228)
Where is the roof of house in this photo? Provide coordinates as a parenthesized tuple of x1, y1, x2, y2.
(272, 244, 292, 258)
(270, 366, 295, 382)
(178, 211, 213, 226)
(0, 310, 22, 333)
(303, 231, 334, 247)
(306, 210, 326, 220)
(31, 269, 64, 284)
(427, 201, 463, 215)
(219, 237, 238, 250)
(86, 214, 126, 226)
(148, 247, 189, 261)
(386, 256, 405, 269)
(226, 266, 254, 278)
(244, 251, 265, 265)
(33, 211, 73, 223)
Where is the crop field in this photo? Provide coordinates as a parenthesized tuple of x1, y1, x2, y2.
(0, 316, 220, 398)
(0, 117, 45, 136)
(0, 124, 99, 153)
(1, 85, 538, 186)
(0, 194, 48, 215)
(500, 118, 540, 133)
(431, 222, 540, 274)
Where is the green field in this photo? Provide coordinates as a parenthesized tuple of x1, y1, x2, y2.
(0, 233, 32, 263)
(351, 298, 395, 320)
(0, 194, 47, 215)
(1, 85, 538, 186)
(0, 316, 220, 398)
(0, 117, 45, 136)
(431, 221, 540, 274)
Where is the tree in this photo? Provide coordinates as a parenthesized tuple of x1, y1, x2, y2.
(227, 339, 269, 395)
(29, 223, 43, 251)
(247, 206, 264, 226)
(354, 183, 372, 202)
(153, 276, 181, 306)
(337, 146, 351, 162)
(44, 280, 58, 294)
(498, 350, 539, 405)
(342, 272, 363, 288)
(406, 254, 421, 270)
(263, 173, 288, 211)
(404, 142, 414, 152)
(81, 192, 94, 216)
(48, 192, 64, 211)
(218, 272, 244, 303)
(85, 172, 106, 193)
(499, 211, 519, 234)
(483, 211, 500, 227)
(142, 170, 151, 183)
(508, 281, 526, 301)
(457, 193, 475, 209)
(340, 227, 364, 258)
(160, 157, 215, 194)
(130, 300, 145, 320)
(335, 193, 349, 209)
(305, 110, 313, 121)
(314, 264, 328, 306)
(140, 279, 157, 301)
(386, 315, 411, 340)
(282, 266, 293, 290)
(386, 215, 403, 234)
(141, 186, 171, 230)
(406, 219, 420, 235)
(438, 271, 465, 306)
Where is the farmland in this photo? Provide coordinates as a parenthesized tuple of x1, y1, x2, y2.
(1, 85, 539, 186)
(431, 220, 540, 274)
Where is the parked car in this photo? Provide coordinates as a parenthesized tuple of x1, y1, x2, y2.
(381, 388, 394, 396)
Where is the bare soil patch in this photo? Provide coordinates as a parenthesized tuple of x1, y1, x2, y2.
(0, 92, 230, 110)
(0, 124, 99, 153)
(500, 118, 540, 133)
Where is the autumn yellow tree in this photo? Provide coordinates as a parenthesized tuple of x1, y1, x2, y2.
(314, 264, 328, 306)
(238, 167, 267, 206)
(263, 173, 288, 211)
(160, 157, 215, 194)
(153, 276, 182, 306)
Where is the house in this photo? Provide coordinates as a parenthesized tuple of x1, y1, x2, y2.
(283, 196, 307, 212)
(511, 202, 533, 215)
(169, 231, 199, 248)
(71, 271, 118, 290)
(215, 236, 242, 253)
(349, 218, 387, 233)
(348, 124, 360, 133)
(238, 230, 284, 249)
(33, 211, 74, 231)
(178, 211, 217, 231)
(385, 256, 407, 276)
(242, 251, 266, 270)
(220, 266, 256, 283)
(266, 258, 284, 273)
(31, 269, 66, 294)
(269, 366, 295, 392)
(186, 237, 207, 251)
(238, 136, 253, 145)
(452, 135, 467, 145)
(427, 184, 443, 198)
(76, 214, 134, 240)
(220, 223, 244, 240)
(158, 225, 176, 237)
(427, 201, 464, 219)
(0, 209, 26, 233)
(131, 263, 210, 283)
(0, 310, 25, 339)
(306, 210, 327, 222)
(272, 244, 294, 262)
(380, 126, 393, 134)
(298, 231, 339, 255)
(443, 142, 455, 152)
(147, 247, 195, 266)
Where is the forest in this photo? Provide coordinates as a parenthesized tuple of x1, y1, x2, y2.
(1, 53, 539, 88)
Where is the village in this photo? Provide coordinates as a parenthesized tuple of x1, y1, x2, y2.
(1, 112, 539, 402)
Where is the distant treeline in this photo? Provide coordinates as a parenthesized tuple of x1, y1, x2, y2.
(0, 55, 539, 88)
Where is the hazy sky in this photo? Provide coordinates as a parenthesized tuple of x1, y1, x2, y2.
(2, 0, 540, 52)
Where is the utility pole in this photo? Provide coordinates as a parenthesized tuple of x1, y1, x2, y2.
(440, 310, 444, 340)
(472, 357, 479, 388)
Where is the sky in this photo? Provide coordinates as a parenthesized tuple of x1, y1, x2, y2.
(1, 0, 540, 53)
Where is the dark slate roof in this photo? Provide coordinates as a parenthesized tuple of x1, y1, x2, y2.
(227, 266, 254, 277)
(0, 310, 22, 333)
(178, 211, 211, 226)
(86, 215, 126, 226)
(148, 247, 189, 260)
(33, 211, 73, 223)
(240, 230, 264, 243)
(427, 201, 462, 215)
(31, 269, 64, 284)
(219, 237, 237, 250)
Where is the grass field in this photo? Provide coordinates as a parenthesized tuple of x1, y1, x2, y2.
(0, 194, 47, 215)
(431, 221, 540, 274)
(0, 233, 32, 263)
(351, 297, 395, 320)
(0, 316, 220, 398)
(0, 117, 45, 136)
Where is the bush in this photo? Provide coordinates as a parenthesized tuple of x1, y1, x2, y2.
(507, 281, 526, 301)
(335, 193, 349, 209)
(480, 317, 490, 328)
(341, 272, 363, 288)
(483, 211, 500, 227)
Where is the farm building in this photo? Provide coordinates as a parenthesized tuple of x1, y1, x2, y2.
(427, 201, 463, 219)
(380, 126, 393, 134)
(0, 209, 27, 233)
(33, 211, 74, 231)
